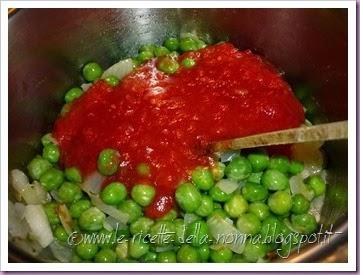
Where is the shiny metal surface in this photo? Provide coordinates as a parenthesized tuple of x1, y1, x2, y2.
(8, 8, 348, 263)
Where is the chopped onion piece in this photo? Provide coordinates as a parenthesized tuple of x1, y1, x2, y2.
(50, 240, 72, 263)
(101, 58, 134, 79)
(10, 170, 50, 204)
(11, 237, 43, 257)
(9, 201, 29, 238)
(105, 216, 126, 231)
(289, 175, 315, 201)
(81, 83, 92, 91)
(90, 194, 129, 224)
(218, 151, 240, 163)
(58, 204, 74, 235)
(309, 194, 325, 222)
(283, 218, 300, 233)
(207, 215, 246, 254)
(81, 172, 104, 195)
(216, 179, 239, 194)
(24, 205, 53, 248)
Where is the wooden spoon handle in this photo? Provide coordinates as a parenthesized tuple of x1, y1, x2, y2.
(212, 121, 348, 152)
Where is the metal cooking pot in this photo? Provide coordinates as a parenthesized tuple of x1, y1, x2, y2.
(8, 8, 348, 263)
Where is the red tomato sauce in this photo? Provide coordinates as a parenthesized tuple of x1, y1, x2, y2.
(53, 43, 304, 218)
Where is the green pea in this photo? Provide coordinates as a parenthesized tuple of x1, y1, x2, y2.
(69, 199, 91, 218)
(157, 251, 177, 263)
(44, 202, 60, 225)
(236, 213, 261, 235)
(260, 216, 284, 240)
(154, 46, 170, 57)
(242, 241, 267, 262)
(142, 251, 157, 262)
(41, 133, 56, 147)
(210, 162, 226, 181)
(291, 194, 310, 214)
(247, 172, 263, 184)
(150, 221, 176, 246)
(209, 186, 232, 202)
(225, 156, 252, 181)
(79, 207, 105, 231)
(82, 62, 103, 82)
(242, 182, 269, 202)
(53, 225, 69, 242)
(94, 248, 117, 263)
(27, 156, 52, 180)
(157, 56, 179, 74)
(191, 166, 214, 191)
(179, 37, 198, 52)
(131, 184, 156, 207)
(291, 213, 318, 234)
(159, 209, 177, 221)
(289, 161, 304, 175)
(97, 148, 120, 176)
(129, 239, 150, 259)
(130, 217, 154, 235)
(139, 44, 156, 54)
(115, 240, 129, 260)
(268, 191, 292, 216)
(76, 243, 99, 260)
(269, 156, 290, 173)
(58, 181, 83, 203)
(261, 169, 289, 191)
(136, 163, 151, 177)
(195, 195, 214, 217)
(42, 143, 60, 163)
(177, 244, 199, 263)
(210, 247, 233, 263)
(306, 175, 326, 197)
(64, 87, 83, 103)
(186, 220, 209, 247)
(118, 199, 143, 223)
(71, 254, 82, 263)
(101, 182, 127, 205)
(248, 202, 270, 221)
(104, 75, 119, 87)
(39, 167, 64, 191)
(207, 208, 228, 220)
(64, 167, 82, 183)
(198, 245, 210, 262)
(182, 58, 196, 68)
(175, 182, 202, 213)
(224, 194, 248, 218)
(138, 51, 154, 63)
(247, 153, 270, 172)
(164, 37, 179, 51)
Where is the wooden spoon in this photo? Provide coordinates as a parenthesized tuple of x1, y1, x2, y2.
(212, 121, 348, 152)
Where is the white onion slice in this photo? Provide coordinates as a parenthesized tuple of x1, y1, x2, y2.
(309, 194, 325, 222)
(81, 172, 104, 195)
(218, 151, 240, 163)
(81, 83, 93, 92)
(24, 205, 53, 248)
(155, 245, 176, 253)
(184, 213, 200, 225)
(207, 215, 246, 254)
(101, 58, 134, 79)
(8, 201, 29, 239)
(50, 240, 72, 263)
(289, 175, 315, 201)
(216, 179, 239, 194)
(89, 194, 129, 225)
(58, 204, 74, 235)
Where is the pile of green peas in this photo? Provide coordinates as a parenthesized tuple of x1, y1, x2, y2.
(61, 36, 206, 114)
(24, 36, 327, 263)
